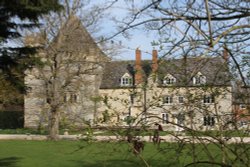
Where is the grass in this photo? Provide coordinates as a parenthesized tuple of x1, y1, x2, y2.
(92, 128, 171, 136)
(0, 140, 249, 167)
(0, 128, 166, 136)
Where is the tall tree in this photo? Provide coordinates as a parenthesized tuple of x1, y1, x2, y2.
(110, 0, 250, 85)
(25, 0, 118, 140)
(0, 0, 62, 43)
(0, 0, 62, 103)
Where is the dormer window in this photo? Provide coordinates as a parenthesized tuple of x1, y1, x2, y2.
(163, 74, 176, 85)
(120, 73, 133, 87)
(193, 72, 206, 85)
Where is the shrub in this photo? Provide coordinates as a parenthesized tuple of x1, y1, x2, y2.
(0, 111, 24, 129)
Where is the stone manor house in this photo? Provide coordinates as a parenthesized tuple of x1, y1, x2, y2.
(24, 16, 235, 131)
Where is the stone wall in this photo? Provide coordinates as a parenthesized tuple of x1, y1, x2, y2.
(98, 85, 233, 131)
(24, 16, 107, 129)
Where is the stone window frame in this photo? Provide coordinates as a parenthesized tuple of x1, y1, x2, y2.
(63, 93, 78, 103)
(163, 96, 173, 104)
(162, 113, 169, 124)
(203, 115, 215, 126)
(176, 113, 185, 125)
(70, 94, 78, 103)
(178, 96, 184, 104)
(203, 95, 215, 104)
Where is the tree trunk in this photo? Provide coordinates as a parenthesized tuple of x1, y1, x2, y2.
(48, 109, 60, 140)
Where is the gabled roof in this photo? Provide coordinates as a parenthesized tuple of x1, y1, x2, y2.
(100, 56, 231, 89)
(50, 15, 103, 54)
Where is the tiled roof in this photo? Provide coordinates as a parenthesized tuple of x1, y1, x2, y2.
(50, 15, 102, 54)
(100, 60, 134, 89)
(100, 56, 231, 89)
(157, 57, 231, 86)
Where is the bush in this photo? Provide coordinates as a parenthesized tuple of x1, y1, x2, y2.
(0, 111, 24, 129)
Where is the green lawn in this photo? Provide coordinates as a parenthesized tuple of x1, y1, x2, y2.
(0, 140, 249, 167)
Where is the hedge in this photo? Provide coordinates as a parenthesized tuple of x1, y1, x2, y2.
(0, 111, 24, 129)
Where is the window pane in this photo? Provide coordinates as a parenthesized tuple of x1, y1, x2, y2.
(203, 116, 207, 126)
(177, 114, 185, 124)
(179, 96, 184, 103)
(203, 95, 214, 104)
(64, 95, 67, 102)
(163, 77, 176, 85)
(164, 96, 173, 104)
(203, 116, 215, 126)
(193, 75, 206, 85)
(211, 117, 215, 126)
(70, 94, 77, 103)
(162, 113, 168, 124)
(121, 77, 132, 86)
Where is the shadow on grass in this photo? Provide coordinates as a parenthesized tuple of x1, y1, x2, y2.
(70, 159, 180, 167)
(70, 160, 136, 167)
(0, 157, 21, 167)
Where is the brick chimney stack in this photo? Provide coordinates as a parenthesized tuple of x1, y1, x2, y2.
(152, 49, 158, 73)
(135, 48, 142, 85)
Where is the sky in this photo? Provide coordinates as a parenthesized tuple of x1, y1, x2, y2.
(107, 30, 160, 60)
(89, 0, 160, 60)
(3, 0, 249, 82)
(4, 0, 160, 61)
(9, 0, 248, 62)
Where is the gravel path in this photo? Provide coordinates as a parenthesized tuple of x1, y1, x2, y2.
(0, 134, 250, 144)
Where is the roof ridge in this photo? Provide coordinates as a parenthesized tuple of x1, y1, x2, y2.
(49, 15, 101, 53)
